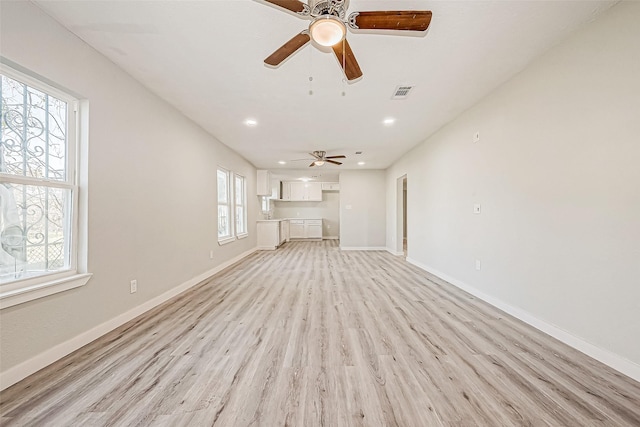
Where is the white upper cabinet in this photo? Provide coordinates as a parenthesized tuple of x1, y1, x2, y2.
(289, 182, 306, 201)
(281, 181, 291, 200)
(256, 170, 271, 196)
(270, 179, 280, 199)
(321, 182, 340, 191)
(281, 182, 322, 201)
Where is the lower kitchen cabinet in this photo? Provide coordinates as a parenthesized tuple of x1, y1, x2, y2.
(289, 220, 305, 239)
(305, 219, 322, 239)
(257, 220, 289, 250)
(289, 219, 322, 239)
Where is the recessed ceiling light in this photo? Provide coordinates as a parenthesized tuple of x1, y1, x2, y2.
(278, 161, 286, 165)
(358, 161, 366, 166)
(300, 178, 310, 182)
(244, 118, 258, 127)
(383, 118, 396, 126)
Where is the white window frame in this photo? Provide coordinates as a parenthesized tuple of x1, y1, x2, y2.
(0, 63, 91, 309)
(217, 167, 234, 244)
(260, 196, 270, 214)
(234, 173, 247, 239)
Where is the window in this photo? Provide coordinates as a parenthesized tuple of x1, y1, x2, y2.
(234, 174, 247, 237)
(260, 196, 270, 215)
(0, 64, 90, 308)
(217, 168, 232, 241)
(217, 168, 248, 244)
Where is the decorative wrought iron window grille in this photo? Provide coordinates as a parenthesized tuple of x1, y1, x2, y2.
(0, 66, 78, 285)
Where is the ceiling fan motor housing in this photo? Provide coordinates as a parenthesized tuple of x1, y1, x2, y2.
(311, 0, 347, 18)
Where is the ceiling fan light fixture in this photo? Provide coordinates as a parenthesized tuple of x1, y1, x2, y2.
(309, 16, 346, 47)
(314, 160, 326, 166)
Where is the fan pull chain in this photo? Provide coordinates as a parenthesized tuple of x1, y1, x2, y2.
(308, 46, 314, 95)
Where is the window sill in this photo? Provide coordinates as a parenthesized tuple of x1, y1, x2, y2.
(237, 233, 248, 240)
(218, 236, 236, 246)
(0, 272, 93, 310)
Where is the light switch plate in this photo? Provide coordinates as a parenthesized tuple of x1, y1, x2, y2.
(474, 131, 480, 143)
(473, 203, 481, 214)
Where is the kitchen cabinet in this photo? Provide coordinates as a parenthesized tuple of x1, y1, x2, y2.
(257, 220, 289, 250)
(289, 182, 305, 201)
(257, 170, 271, 196)
(289, 219, 305, 238)
(289, 219, 322, 239)
(279, 219, 289, 243)
(281, 182, 322, 201)
(280, 182, 291, 200)
(270, 179, 281, 199)
(321, 182, 340, 191)
(305, 219, 323, 239)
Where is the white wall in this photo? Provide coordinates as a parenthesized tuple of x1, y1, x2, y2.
(273, 191, 340, 238)
(0, 1, 257, 381)
(340, 170, 386, 248)
(386, 1, 640, 378)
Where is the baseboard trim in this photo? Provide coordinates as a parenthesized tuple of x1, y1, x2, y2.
(386, 248, 405, 256)
(405, 257, 640, 382)
(340, 246, 387, 251)
(0, 247, 258, 391)
(322, 236, 339, 240)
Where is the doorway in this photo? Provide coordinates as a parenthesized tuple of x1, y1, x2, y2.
(403, 177, 407, 256)
(396, 175, 407, 257)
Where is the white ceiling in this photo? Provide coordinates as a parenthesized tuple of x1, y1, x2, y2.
(35, 0, 616, 173)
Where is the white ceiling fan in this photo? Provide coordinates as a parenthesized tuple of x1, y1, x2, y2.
(259, 0, 433, 81)
(290, 150, 347, 167)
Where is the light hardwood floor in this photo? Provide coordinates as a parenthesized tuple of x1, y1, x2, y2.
(1, 241, 639, 426)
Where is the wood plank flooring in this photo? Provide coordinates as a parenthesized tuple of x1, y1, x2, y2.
(1, 240, 639, 426)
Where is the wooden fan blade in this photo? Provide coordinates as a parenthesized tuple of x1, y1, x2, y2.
(264, 0, 308, 14)
(332, 39, 362, 81)
(309, 162, 317, 167)
(326, 160, 343, 165)
(325, 155, 346, 159)
(349, 11, 432, 32)
(309, 152, 320, 159)
(265, 31, 311, 66)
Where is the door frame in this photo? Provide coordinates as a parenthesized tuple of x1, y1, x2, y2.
(395, 174, 407, 255)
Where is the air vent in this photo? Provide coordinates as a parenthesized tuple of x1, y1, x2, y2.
(392, 85, 414, 99)
(355, 151, 363, 155)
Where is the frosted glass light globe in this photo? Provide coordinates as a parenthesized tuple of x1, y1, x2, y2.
(310, 16, 346, 47)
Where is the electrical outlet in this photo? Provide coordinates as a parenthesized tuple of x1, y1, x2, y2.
(474, 131, 480, 143)
(475, 260, 482, 271)
(130, 279, 137, 293)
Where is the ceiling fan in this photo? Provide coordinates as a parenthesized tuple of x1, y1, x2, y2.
(260, 0, 433, 81)
(306, 150, 346, 167)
